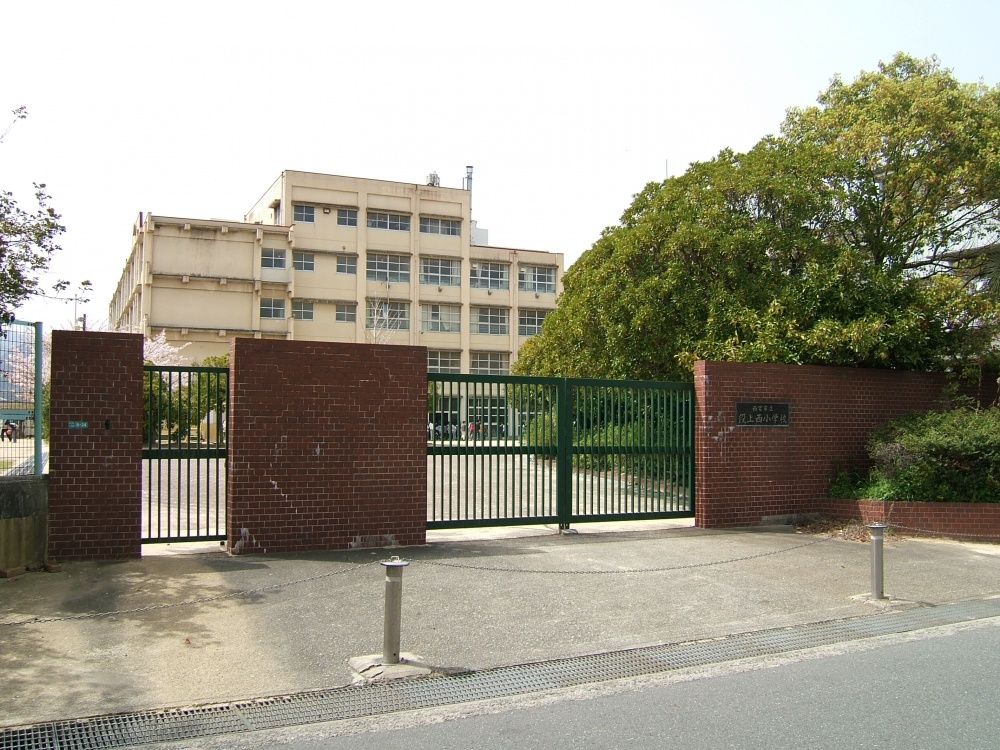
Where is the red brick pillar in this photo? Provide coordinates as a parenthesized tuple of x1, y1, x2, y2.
(694, 360, 949, 529)
(48, 331, 143, 560)
(227, 339, 427, 554)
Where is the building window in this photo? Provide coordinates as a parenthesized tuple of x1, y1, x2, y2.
(293, 252, 315, 271)
(293, 204, 314, 223)
(470, 351, 509, 375)
(419, 217, 461, 236)
(337, 209, 358, 226)
(367, 212, 410, 231)
(367, 253, 410, 283)
(518, 309, 548, 336)
(335, 303, 356, 322)
(420, 304, 461, 333)
(292, 301, 314, 320)
(518, 265, 556, 293)
(260, 298, 285, 319)
(472, 306, 508, 335)
(336, 255, 357, 274)
(366, 300, 409, 330)
(428, 350, 461, 373)
(420, 258, 461, 286)
(470, 261, 509, 290)
(261, 248, 286, 269)
(469, 395, 507, 434)
(429, 396, 462, 434)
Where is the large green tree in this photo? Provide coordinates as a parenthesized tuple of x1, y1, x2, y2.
(516, 54, 1000, 381)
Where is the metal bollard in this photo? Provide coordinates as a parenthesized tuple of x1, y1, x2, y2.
(867, 522, 888, 600)
(381, 556, 409, 665)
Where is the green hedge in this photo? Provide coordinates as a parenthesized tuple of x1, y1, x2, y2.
(833, 407, 1000, 503)
(522, 415, 687, 484)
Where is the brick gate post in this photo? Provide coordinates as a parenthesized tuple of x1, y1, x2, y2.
(48, 331, 144, 561)
(227, 339, 427, 554)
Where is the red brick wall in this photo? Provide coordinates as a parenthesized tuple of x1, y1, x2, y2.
(819, 498, 1000, 539)
(227, 339, 427, 554)
(48, 331, 144, 560)
(694, 361, 947, 528)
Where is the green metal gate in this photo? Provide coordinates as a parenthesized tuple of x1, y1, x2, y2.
(427, 374, 693, 529)
(142, 365, 228, 543)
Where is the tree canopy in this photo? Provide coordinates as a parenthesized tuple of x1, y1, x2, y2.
(0, 107, 65, 330)
(515, 54, 1000, 381)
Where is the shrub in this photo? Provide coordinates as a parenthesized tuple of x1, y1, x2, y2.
(573, 421, 669, 475)
(858, 407, 1000, 503)
(522, 413, 557, 457)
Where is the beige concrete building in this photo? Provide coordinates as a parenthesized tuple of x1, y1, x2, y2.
(110, 170, 563, 371)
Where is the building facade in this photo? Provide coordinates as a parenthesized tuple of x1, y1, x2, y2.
(110, 170, 563, 371)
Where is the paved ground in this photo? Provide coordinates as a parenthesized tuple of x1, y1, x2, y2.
(1, 520, 999, 730)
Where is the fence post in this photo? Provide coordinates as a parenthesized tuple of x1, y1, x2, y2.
(556, 378, 572, 530)
(381, 556, 409, 664)
(33, 322, 43, 476)
(868, 522, 887, 600)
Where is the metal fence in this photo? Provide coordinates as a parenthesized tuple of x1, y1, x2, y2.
(0, 321, 43, 477)
(137, 367, 689, 539)
(427, 374, 694, 528)
(142, 365, 228, 542)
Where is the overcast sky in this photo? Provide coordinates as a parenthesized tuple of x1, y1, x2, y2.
(4, 0, 1000, 332)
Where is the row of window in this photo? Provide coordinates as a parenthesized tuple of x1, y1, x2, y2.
(293, 205, 460, 236)
(295, 205, 359, 226)
(262, 248, 312, 270)
(261, 299, 359, 323)
(378, 258, 557, 292)
(259, 299, 547, 335)
(261, 249, 557, 292)
(419, 217, 461, 236)
(428, 350, 509, 375)
(367, 212, 410, 231)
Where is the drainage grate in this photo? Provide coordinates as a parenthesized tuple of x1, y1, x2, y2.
(4, 598, 999, 750)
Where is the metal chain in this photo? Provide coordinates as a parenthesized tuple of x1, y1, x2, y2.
(11, 521, 989, 628)
(0, 560, 379, 628)
(0, 540, 828, 626)
(412, 537, 828, 574)
(868, 501, 1000, 541)
(887, 523, 1000, 540)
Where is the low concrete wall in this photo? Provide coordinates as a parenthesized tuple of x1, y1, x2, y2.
(819, 498, 1000, 540)
(0, 478, 48, 569)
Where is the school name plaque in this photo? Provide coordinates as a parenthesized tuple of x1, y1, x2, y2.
(735, 402, 790, 427)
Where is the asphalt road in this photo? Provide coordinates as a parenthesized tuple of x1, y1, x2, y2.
(151, 618, 1000, 750)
